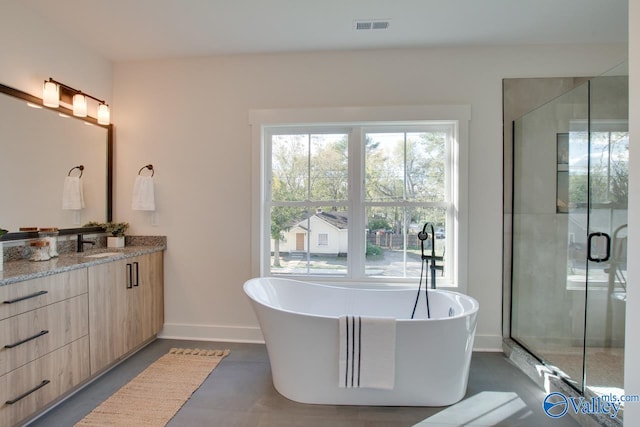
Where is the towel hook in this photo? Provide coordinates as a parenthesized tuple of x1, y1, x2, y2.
(138, 164, 154, 177)
(67, 165, 84, 178)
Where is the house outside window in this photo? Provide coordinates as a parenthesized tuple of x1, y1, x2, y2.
(250, 106, 469, 288)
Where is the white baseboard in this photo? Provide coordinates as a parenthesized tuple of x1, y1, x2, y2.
(158, 323, 503, 352)
(158, 323, 265, 343)
(472, 334, 503, 352)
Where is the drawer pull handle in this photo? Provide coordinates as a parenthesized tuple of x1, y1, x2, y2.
(133, 262, 139, 287)
(5, 380, 50, 405)
(4, 330, 49, 349)
(3, 290, 48, 304)
(126, 263, 133, 289)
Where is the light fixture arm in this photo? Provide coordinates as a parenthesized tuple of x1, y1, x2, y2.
(44, 77, 110, 124)
(46, 77, 108, 106)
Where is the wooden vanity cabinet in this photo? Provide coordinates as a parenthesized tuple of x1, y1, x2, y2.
(0, 248, 163, 425)
(88, 251, 164, 374)
(0, 269, 90, 427)
(129, 250, 164, 350)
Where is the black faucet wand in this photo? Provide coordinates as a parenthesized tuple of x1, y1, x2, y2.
(412, 222, 436, 319)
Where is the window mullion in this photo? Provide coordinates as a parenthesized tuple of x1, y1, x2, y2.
(305, 134, 311, 270)
(402, 132, 408, 278)
(403, 132, 408, 202)
(306, 133, 311, 202)
(348, 126, 364, 278)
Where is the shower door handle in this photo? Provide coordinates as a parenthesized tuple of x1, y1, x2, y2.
(587, 232, 610, 263)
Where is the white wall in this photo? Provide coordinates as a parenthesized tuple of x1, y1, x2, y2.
(624, 1, 639, 425)
(111, 45, 627, 347)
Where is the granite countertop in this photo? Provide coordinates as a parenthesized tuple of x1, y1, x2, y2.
(0, 245, 166, 286)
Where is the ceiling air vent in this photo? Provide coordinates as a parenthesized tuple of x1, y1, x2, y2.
(354, 19, 390, 31)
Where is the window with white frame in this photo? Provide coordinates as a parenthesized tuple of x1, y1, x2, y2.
(250, 106, 469, 287)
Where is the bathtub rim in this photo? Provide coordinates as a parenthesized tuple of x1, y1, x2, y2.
(243, 276, 479, 323)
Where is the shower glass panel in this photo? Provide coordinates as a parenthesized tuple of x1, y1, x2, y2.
(511, 61, 628, 406)
(584, 62, 628, 399)
(511, 83, 589, 391)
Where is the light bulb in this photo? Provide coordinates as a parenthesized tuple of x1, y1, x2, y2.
(97, 104, 110, 125)
(43, 81, 59, 108)
(73, 94, 87, 117)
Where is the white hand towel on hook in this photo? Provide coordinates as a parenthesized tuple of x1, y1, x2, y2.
(62, 176, 85, 210)
(132, 175, 155, 210)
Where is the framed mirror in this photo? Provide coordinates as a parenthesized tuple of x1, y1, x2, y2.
(0, 83, 112, 240)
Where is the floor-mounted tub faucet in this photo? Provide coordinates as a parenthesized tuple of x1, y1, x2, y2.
(418, 222, 443, 289)
(412, 222, 445, 319)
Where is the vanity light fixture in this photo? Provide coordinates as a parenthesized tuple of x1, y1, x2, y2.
(42, 78, 110, 125)
(73, 93, 87, 117)
(42, 80, 60, 107)
(97, 103, 110, 125)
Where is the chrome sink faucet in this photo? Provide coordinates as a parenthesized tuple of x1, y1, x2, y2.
(77, 233, 96, 253)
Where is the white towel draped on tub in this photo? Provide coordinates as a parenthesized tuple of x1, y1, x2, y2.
(62, 176, 85, 210)
(338, 316, 396, 390)
(132, 175, 155, 211)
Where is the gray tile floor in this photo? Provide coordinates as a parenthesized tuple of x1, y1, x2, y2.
(27, 339, 580, 427)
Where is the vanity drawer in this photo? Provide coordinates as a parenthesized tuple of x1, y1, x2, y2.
(0, 269, 87, 321)
(0, 294, 88, 376)
(0, 336, 89, 427)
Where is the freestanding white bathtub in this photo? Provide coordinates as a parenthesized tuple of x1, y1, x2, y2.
(243, 277, 479, 406)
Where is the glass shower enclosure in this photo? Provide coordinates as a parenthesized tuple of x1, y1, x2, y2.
(510, 62, 628, 406)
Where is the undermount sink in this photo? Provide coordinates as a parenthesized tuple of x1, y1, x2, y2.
(84, 252, 120, 258)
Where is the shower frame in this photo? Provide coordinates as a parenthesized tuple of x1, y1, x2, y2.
(502, 62, 628, 424)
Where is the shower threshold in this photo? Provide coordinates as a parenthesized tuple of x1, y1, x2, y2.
(503, 338, 623, 426)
